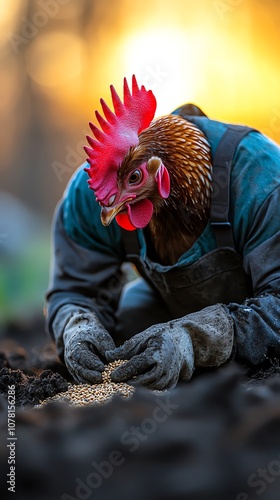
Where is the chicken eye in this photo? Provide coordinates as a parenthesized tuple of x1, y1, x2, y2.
(128, 169, 142, 185)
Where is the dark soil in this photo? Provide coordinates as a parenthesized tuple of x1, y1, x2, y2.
(0, 318, 70, 406)
(0, 319, 280, 500)
(0, 354, 68, 407)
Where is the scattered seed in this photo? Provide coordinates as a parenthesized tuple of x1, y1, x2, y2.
(37, 360, 134, 408)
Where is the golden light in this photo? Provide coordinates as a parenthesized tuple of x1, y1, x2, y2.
(118, 17, 280, 126)
(0, 0, 26, 47)
(25, 31, 86, 88)
(83, 0, 280, 141)
(120, 27, 200, 116)
(1, 0, 280, 148)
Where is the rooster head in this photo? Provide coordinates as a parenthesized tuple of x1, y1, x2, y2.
(84, 76, 170, 231)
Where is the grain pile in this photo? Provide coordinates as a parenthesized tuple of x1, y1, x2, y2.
(37, 360, 134, 407)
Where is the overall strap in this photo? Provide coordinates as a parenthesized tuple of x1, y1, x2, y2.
(210, 125, 256, 248)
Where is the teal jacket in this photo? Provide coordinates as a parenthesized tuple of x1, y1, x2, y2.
(46, 113, 280, 367)
(64, 116, 280, 262)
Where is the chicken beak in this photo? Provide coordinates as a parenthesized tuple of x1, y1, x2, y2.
(100, 198, 134, 226)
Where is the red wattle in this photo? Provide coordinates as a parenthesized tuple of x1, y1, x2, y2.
(127, 199, 154, 228)
(115, 199, 154, 231)
(116, 213, 137, 231)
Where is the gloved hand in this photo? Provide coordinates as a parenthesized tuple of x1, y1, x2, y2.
(53, 304, 116, 383)
(109, 323, 194, 390)
(107, 304, 234, 390)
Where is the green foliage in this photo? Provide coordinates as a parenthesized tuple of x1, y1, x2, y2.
(0, 235, 50, 325)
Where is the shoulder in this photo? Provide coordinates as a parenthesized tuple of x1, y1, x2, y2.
(230, 132, 280, 254)
(231, 131, 280, 210)
(61, 164, 124, 255)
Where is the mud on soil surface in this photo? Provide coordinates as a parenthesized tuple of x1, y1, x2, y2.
(0, 352, 68, 407)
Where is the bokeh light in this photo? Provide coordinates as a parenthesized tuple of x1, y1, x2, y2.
(26, 31, 86, 87)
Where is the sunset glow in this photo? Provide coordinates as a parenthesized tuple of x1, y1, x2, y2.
(1, 0, 280, 179)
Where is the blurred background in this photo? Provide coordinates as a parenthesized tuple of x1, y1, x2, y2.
(0, 0, 280, 336)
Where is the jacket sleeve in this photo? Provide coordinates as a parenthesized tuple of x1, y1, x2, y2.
(228, 185, 280, 367)
(45, 167, 126, 342)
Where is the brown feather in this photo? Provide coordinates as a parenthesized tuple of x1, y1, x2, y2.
(120, 115, 213, 265)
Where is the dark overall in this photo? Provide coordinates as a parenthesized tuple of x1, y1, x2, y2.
(116, 114, 255, 339)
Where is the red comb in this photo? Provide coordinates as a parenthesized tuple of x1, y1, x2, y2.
(84, 75, 157, 202)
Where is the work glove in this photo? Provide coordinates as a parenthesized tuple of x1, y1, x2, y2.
(107, 304, 234, 390)
(53, 304, 116, 384)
